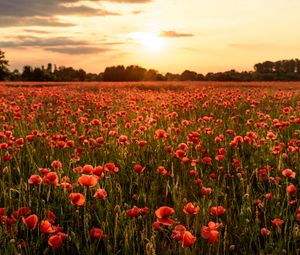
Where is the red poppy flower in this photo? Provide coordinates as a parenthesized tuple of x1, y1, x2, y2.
(260, 227, 271, 236)
(11, 207, 31, 219)
(271, 218, 284, 229)
(201, 187, 213, 196)
(265, 193, 272, 199)
(28, 174, 43, 185)
(60, 182, 74, 192)
(195, 178, 202, 185)
(133, 164, 145, 174)
(40, 220, 55, 234)
(0, 142, 8, 149)
(18, 240, 26, 249)
(208, 230, 220, 244)
(104, 163, 119, 174)
(66, 140, 74, 148)
(181, 157, 190, 164)
(183, 202, 199, 215)
(202, 157, 212, 165)
(81, 164, 93, 174)
(22, 214, 38, 230)
(51, 160, 62, 170)
(78, 174, 98, 187)
(287, 184, 297, 196)
(39, 168, 51, 175)
(171, 225, 186, 241)
(178, 143, 188, 151)
(92, 166, 104, 178)
(45, 210, 56, 224)
(154, 129, 169, 139)
(1, 215, 17, 229)
(215, 155, 225, 162)
(139, 207, 150, 215)
(118, 135, 129, 145)
(53, 225, 64, 233)
(127, 206, 140, 218)
(155, 206, 175, 226)
(57, 141, 65, 148)
(69, 193, 85, 207)
(2, 153, 12, 161)
(282, 169, 296, 178)
(181, 120, 189, 126)
(90, 227, 107, 240)
(43, 172, 59, 186)
(174, 149, 186, 158)
(0, 208, 6, 217)
(138, 140, 147, 147)
(94, 188, 107, 200)
(16, 138, 24, 146)
(232, 158, 241, 168)
(201, 221, 222, 244)
(209, 206, 226, 216)
(26, 134, 35, 142)
(182, 231, 197, 248)
(152, 221, 162, 231)
(48, 233, 66, 250)
(157, 166, 170, 176)
(91, 119, 101, 126)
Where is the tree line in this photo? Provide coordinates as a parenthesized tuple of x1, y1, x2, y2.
(2, 49, 300, 82)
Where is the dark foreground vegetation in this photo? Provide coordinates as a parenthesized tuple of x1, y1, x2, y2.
(1, 49, 300, 82)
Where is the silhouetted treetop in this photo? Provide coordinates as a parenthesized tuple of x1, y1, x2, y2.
(0, 50, 9, 81)
(1, 49, 300, 82)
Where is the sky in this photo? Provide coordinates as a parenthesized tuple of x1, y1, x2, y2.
(1, 0, 300, 74)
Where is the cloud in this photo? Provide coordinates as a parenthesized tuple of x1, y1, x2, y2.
(0, 35, 116, 55)
(103, 0, 152, 3)
(0, 0, 151, 28)
(44, 46, 110, 55)
(23, 29, 52, 34)
(160, 31, 194, 38)
(0, 35, 126, 48)
(0, 36, 89, 48)
(0, 1, 119, 21)
(0, 16, 74, 27)
(131, 10, 143, 15)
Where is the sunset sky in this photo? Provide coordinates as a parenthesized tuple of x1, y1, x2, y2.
(1, 0, 300, 74)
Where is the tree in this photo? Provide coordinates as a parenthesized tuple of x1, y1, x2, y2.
(254, 61, 274, 73)
(76, 69, 86, 81)
(102, 65, 126, 81)
(22, 66, 33, 81)
(197, 73, 205, 81)
(32, 67, 45, 81)
(144, 69, 158, 81)
(165, 72, 180, 81)
(0, 50, 10, 81)
(180, 70, 198, 81)
(125, 65, 146, 81)
(9, 69, 21, 81)
(296, 59, 300, 73)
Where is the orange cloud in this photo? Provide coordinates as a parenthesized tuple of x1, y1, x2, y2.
(160, 31, 194, 38)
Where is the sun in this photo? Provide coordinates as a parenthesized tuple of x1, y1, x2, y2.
(131, 32, 166, 52)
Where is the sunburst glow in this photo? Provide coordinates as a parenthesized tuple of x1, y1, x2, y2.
(131, 32, 166, 52)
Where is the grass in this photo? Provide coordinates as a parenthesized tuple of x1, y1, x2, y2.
(0, 83, 299, 254)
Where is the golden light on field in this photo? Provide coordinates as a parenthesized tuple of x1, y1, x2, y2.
(1, 0, 300, 73)
(130, 32, 166, 52)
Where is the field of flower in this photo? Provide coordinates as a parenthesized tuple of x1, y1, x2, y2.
(0, 83, 299, 254)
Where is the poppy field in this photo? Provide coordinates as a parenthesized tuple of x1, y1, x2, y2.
(0, 83, 300, 254)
